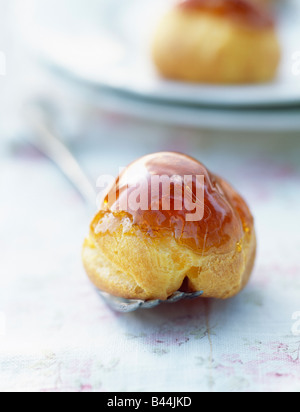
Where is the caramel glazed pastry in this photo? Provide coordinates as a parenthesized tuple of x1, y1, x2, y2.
(152, 0, 281, 84)
(83, 153, 256, 301)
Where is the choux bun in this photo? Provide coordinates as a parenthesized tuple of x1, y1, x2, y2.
(82, 153, 256, 301)
(152, 0, 281, 84)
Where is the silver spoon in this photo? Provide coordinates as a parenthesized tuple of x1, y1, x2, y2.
(24, 100, 203, 312)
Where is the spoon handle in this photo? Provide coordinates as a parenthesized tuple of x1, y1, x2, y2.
(24, 101, 96, 208)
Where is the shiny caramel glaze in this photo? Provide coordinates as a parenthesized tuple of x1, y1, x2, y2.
(91, 153, 253, 255)
(177, 0, 274, 28)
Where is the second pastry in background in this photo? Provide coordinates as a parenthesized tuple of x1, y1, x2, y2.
(152, 0, 281, 84)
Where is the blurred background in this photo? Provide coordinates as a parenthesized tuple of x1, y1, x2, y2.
(0, 0, 300, 392)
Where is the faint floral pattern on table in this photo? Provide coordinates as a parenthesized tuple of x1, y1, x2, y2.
(0, 124, 300, 392)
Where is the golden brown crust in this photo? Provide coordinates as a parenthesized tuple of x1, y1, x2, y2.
(82, 216, 256, 300)
(177, 0, 275, 28)
(82, 153, 257, 301)
(152, 0, 281, 84)
(94, 153, 250, 256)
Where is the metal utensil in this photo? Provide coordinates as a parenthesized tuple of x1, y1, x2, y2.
(100, 291, 203, 313)
(24, 100, 203, 312)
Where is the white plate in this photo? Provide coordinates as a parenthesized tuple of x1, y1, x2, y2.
(95, 88, 300, 131)
(56, 74, 300, 132)
(13, 0, 300, 108)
